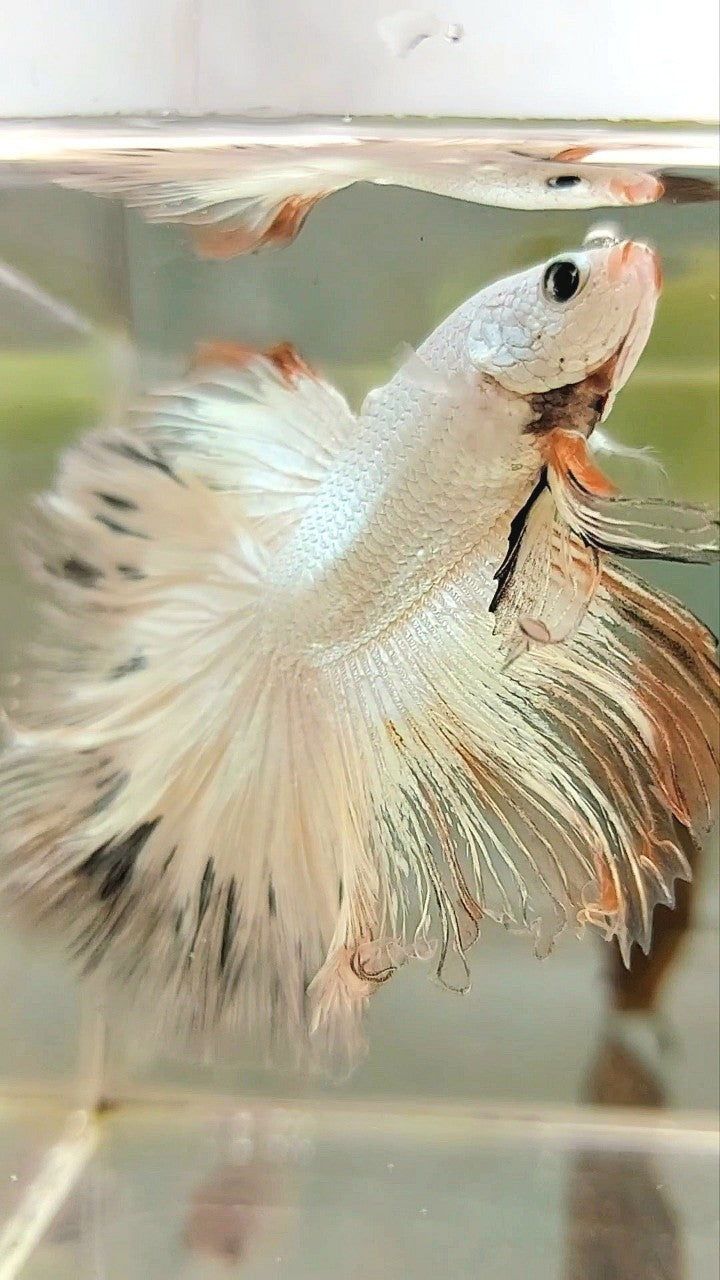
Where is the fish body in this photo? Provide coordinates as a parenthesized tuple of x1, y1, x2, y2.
(69, 147, 663, 257)
(1, 127, 669, 256)
(0, 233, 717, 1069)
(266, 241, 660, 647)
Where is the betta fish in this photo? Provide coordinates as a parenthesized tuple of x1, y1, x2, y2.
(0, 229, 717, 1070)
(4, 127, 667, 256)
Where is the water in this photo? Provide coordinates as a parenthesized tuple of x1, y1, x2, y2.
(0, 120, 718, 1278)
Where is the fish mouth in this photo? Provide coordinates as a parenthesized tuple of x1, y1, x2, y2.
(607, 239, 663, 290)
(594, 240, 662, 413)
(610, 172, 664, 205)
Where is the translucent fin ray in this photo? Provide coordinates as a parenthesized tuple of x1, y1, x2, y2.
(55, 168, 332, 255)
(546, 428, 720, 563)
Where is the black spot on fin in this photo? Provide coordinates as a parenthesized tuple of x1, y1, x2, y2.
(106, 439, 182, 484)
(95, 513, 148, 539)
(187, 858, 216, 960)
(162, 847, 177, 874)
(89, 771, 129, 816)
(95, 491, 138, 512)
(116, 564, 147, 581)
(197, 858, 215, 926)
(80, 817, 160, 901)
(219, 877, 237, 975)
(61, 558, 103, 588)
(110, 653, 147, 680)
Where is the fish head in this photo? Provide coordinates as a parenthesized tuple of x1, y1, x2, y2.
(494, 161, 663, 211)
(425, 155, 662, 210)
(465, 232, 662, 421)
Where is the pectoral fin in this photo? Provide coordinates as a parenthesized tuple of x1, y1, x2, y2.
(545, 429, 719, 563)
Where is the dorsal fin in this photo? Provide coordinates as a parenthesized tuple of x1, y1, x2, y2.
(126, 341, 356, 550)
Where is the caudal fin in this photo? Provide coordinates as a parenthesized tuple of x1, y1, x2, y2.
(0, 345, 363, 1071)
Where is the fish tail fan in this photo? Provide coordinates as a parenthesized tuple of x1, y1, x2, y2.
(528, 562, 718, 962)
(0, 669, 367, 1070)
(0, 345, 370, 1071)
(320, 547, 718, 989)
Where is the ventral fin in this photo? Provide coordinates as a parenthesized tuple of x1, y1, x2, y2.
(189, 194, 327, 257)
(55, 165, 330, 256)
(491, 480, 600, 659)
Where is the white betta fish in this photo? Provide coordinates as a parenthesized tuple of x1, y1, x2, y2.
(63, 151, 662, 258)
(0, 233, 717, 1069)
(4, 126, 665, 257)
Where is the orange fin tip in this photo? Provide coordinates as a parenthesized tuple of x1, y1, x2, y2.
(190, 339, 317, 385)
(551, 145, 595, 163)
(544, 430, 618, 497)
(190, 194, 326, 259)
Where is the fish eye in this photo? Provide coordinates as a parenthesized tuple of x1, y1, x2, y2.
(546, 174, 584, 190)
(542, 258, 585, 304)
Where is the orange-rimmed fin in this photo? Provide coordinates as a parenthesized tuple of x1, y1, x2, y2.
(543, 428, 618, 496)
(190, 340, 318, 385)
(189, 195, 326, 258)
(482, 434, 717, 961)
(52, 161, 331, 256)
(545, 429, 719, 563)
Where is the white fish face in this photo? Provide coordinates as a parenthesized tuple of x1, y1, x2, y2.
(465, 239, 662, 402)
(455, 162, 662, 210)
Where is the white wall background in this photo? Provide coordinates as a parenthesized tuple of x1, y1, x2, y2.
(1, 0, 719, 121)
